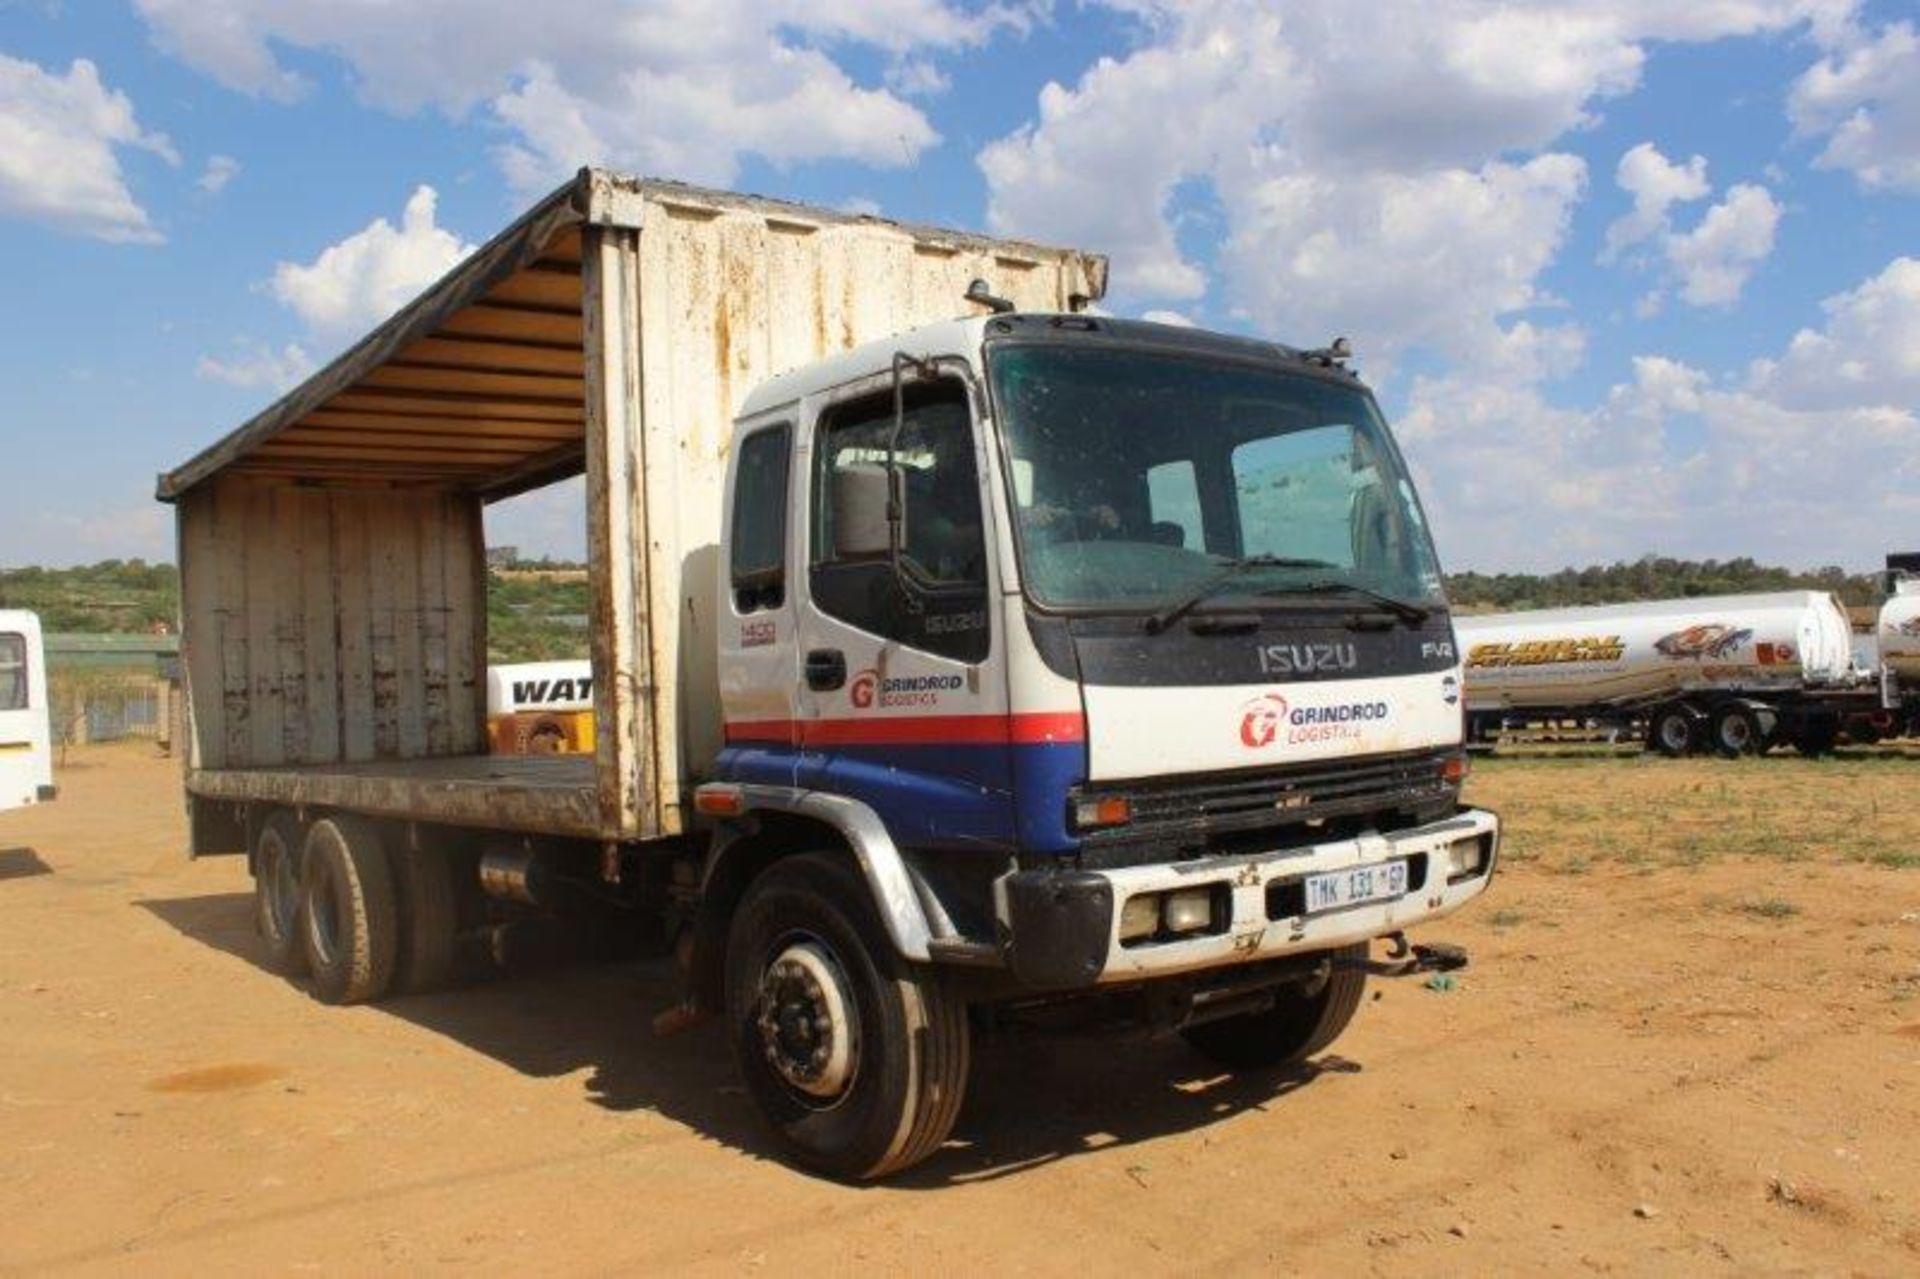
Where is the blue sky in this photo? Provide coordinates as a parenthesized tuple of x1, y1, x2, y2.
(0, 0, 1915, 573)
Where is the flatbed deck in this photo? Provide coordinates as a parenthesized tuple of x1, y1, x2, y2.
(186, 755, 603, 840)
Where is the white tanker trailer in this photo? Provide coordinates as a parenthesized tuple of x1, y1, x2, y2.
(1874, 566, 1920, 686)
(1457, 591, 1893, 757)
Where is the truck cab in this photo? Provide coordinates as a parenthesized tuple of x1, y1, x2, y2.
(699, 313, 1496, 1152)
(0, 611, 54, 812)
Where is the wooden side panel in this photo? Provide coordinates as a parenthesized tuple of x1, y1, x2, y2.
(334, 490, 376, 761)
(176, 474, 486, 769)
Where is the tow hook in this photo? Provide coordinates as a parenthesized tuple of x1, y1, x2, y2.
(1356, 931, 1470, 978)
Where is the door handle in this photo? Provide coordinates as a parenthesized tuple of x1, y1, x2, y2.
(804, 649, 847, 692)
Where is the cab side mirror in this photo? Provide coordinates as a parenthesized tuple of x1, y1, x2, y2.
(831, 463, 902, 559)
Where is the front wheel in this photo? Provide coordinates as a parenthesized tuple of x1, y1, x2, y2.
(1181, 944, 1368, 1069)
(724, 853, 969, 1180)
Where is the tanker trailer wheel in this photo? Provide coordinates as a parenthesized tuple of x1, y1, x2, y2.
(1710, 703, 1769, 758)
(252, 810, 309, 976)
(1181, 943, 1369, 1069)
(724, 852, 970, 1181)
(300, 815, 400, 1005)
(1648, 704, 1700, 758)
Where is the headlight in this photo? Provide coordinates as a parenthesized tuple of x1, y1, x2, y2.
(1162, 887, 1214, 935)
(1119, 894, 1160, 941)
(1446, 834, 1489, 881)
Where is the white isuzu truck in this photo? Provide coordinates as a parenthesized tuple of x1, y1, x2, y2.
(0, 610, 54, 812)
(1458, 591, 1894, 756)
(160, 171, 1497, 1179)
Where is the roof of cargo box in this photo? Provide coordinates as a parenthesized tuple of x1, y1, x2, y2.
(156, 168, 1108, 503)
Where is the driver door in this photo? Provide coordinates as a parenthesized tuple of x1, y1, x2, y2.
(793, 371, 1013, 849)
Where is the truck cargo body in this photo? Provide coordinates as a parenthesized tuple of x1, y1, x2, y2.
(161, 169, 1496, 1179)
(0, 611, 53, 811)
(1458, 591, 1887, 756)
(162, 172, 1105, 844)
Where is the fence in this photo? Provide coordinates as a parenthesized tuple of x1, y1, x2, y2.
(48, 672, 172, 748)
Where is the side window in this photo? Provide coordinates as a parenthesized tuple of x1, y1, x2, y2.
(0, 634, 24, 711)
(811, 379, 990, 663)
(1147, 459, 1203, 551)
(730, 425, 791, 612)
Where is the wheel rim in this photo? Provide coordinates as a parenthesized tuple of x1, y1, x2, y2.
(754, 939, 859, 1104)
(1660, 715, 1690, 751)
(1721, 716, 1752, 752)
(306, 860, 340, 967)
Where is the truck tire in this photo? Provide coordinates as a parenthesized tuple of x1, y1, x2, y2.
(1648, 704, 1699, 758)
(300, 815, 400, 1005)
(1181, 943, 1368, 1069)
(392, 847, 461, 994)
(252, 810, 308, 976)
(724, 852, 970, 1181)
(1710, 703, 1764, 758)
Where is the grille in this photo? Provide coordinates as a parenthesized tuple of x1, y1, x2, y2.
(1073, 748, 1456, 866)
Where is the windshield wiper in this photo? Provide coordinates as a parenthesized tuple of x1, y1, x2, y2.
(1260, 579, 1432, 625)
(1143, 556, 1335, 634)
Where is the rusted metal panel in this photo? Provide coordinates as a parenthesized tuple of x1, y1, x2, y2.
(583, 223, 658, 841)
(184, 755, 601, 840)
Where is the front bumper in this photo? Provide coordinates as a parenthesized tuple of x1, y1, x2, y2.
(995, 808, 1499, 989)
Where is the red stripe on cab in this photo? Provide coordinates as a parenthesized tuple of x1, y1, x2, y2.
(723, 712, 1085, 748)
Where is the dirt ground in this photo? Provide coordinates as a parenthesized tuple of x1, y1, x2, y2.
(3, 742, 1918, 1275)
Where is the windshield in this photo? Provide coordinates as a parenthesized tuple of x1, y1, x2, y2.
(987, 343, 1446, 613)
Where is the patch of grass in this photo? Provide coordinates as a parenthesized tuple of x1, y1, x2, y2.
(1736, 897, 1801, 920)
(1866, 849, 1920, 870)
(1486, 908, 1528, 928)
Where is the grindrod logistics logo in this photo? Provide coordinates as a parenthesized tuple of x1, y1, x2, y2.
(1240, 693, 1391, 748)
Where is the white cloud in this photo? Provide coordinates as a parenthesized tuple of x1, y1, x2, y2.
(1602, 141, 1709, 260)
(196, 153, 240, 194)
(268, 185, 475, 339)
(1139, 309, 1194, 327)
(1663, 183, 1781, 307)
(1749, 256, 1920, 410)
(1401, 257, 1920, 571)
(0, 54, 177, 243)
(1599, 144, 1780, 310)
(134, 0, 1021, 191)
(977, 1, 1817, 367)
(1790, 18, 1920, 192)
(196, 339, 314, 390)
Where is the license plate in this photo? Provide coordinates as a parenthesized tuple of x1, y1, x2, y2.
(1304, 859, 1407, 914)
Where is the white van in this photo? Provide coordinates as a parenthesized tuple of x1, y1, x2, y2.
(0, 611, 54, 811)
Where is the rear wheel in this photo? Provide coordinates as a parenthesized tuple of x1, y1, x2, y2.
(1181, 944, 1369, 1069)
(1710, 703, 1764, 758)
(252, 811, 307, 976)
(301, 815, 400, 1005)
(725, 853, 970, 1180)
(1649, 704, 1699, 758)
